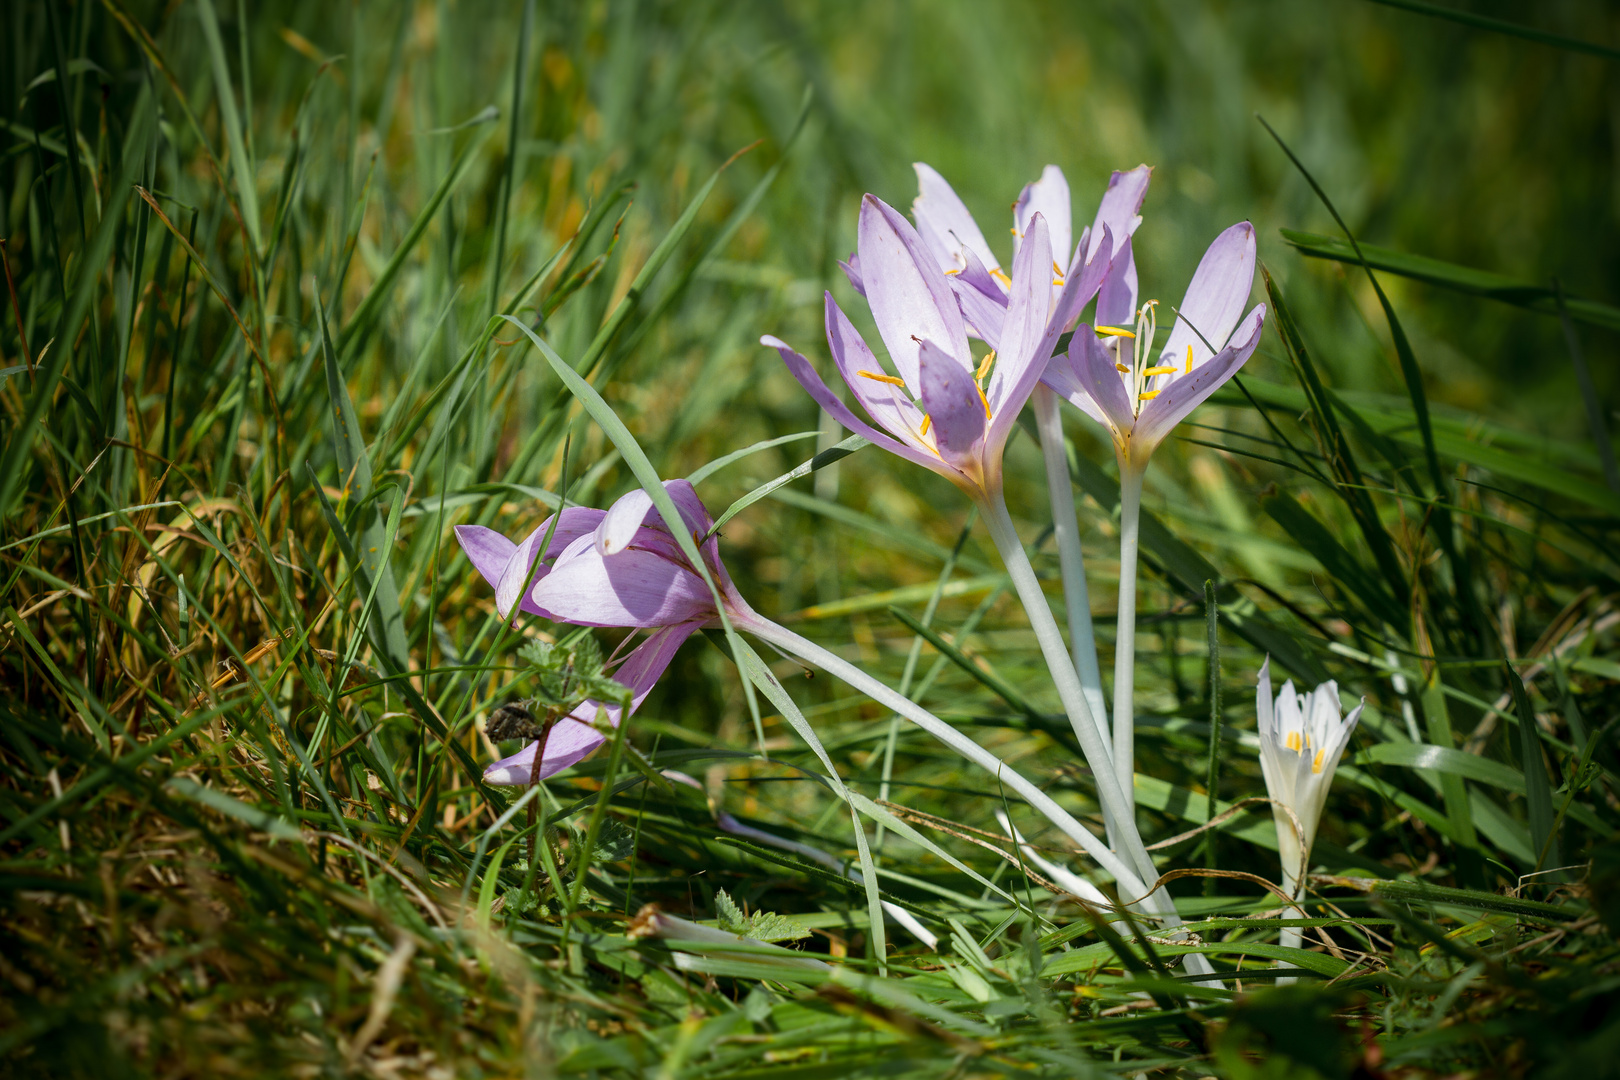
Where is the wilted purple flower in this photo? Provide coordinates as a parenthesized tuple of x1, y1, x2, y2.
(1043, 221, 1266, 472)
(454, 480, 746, 785)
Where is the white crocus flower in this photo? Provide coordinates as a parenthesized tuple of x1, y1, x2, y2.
(1256, 658, 1363, 977)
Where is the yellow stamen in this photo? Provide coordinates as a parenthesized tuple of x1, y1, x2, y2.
(919, 414, 932, 436)
(1312, 748, 1326, 774)
(989, 267, 1012, 289)
(976, 380, 992, 418)
(1185, 343, 1193, 375)
(1138, 389, 1161, 401)
(1285, 731, 1302, 753)
(1095, 326, 1136, 339)
(944, 268, 960, 276)
(975, 351, 996, 382)
(1052, 260, 1063, 275)
(1115, 363, 1131, 373)
(857, 369, 907, 387)
(1141, 365, 1178, 376)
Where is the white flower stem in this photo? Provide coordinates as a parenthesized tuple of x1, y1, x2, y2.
(1112, 463, 1145, 817)
(1034, 388, 1118, 848)
(742, 610, 1211, 975)
(743, 614, 1147, 901)
(1033, 387, 1110, 744)
(980, 494, 1176, 898)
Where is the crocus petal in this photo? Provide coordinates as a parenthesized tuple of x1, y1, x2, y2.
(1094, 237, 1140, 329)
(984, 213, 1053, 450)
(916, 338, 985, 470)
(838, 251, 865, 297)
(1069, 328, 1137, 439)
(454, 525, 515, 591)
(761, 335, 948, 478)
(912, 162, 1000, 274)
(1088, 165, 1151, 257)
(1014, 165, 1072, 279)
(484, 619, 703, 785)
(951, 277, 1007, 352)
(1046, 224, 1099, 338)
(531, 534, 713, 628)
(824, 294, 928, 438)
(485, 721, 603, 784)
(1130, 305, 1265, 456)
(1040, 351, 1105, 424)
(1257, 656, 1274, 740)
(485, 507, 606, 618)
(1088, 166, 1151, 328)
(859, 195, 971, 388)
(596, 480, 712, 555)
(1159, 222, 1257, 368)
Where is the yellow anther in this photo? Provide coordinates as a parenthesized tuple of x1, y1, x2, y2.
(857, 369, 907, 387)
(1285, 731, 1302, 753)
(919, 414, 932, 436)
(1138, 389, 1161, 401)
(1095, 326, 1136, 339)
(1052, 260, 1064, 275)
(1141, 365, 1178, 376)
(1116, 363, 1131, 373)
(975, 351, 996, 381)
(1312, 748, 1326, 774)
(944, 268, 961, 276)
(1185, 344, 1194, 374)
(989, 267, 1012, 289)
(976, 380, 992, 418)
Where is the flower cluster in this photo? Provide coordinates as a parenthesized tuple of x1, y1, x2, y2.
(454, 158, 1362, 977)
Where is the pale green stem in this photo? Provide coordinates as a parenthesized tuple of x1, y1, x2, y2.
(1033, 388, 1110, 743)
(1034, 388, 1117, 848)
(743, 615, 1145, 899)
(978, 496, 1181, 897)
(1112, 463, 1145, 816)
(739, 609, 1212, 976)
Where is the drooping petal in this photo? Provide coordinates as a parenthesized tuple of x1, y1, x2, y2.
(859, 195, 971, 388)
(454, 525, 515, 591)
(1130, 305, 1265, 457)
(595, 480, 712, 555)
(1069, 328, 1136, 439)
(483, 618, 704, 784)
(1159, 221, 1257, 368)
(483, 508, 606, 618)
(916, 338, 985, 470)
(1014, 165, 1072, 277)
(954, 244, 1006, 302)
(531, 534, 714, 628)
(912, 163, 1000, 274)
(824, 294, 928, 439)
(984, 213, 1053, 450)
(761, 335, 948, 476)
(485, 721, 603, 784)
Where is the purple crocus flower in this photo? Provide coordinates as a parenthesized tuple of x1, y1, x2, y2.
(1043, 221, 1266, 473)
(909, 162, 1149, 349)
(764, 195, 1103, 502)
(453, 480, 744, 785)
